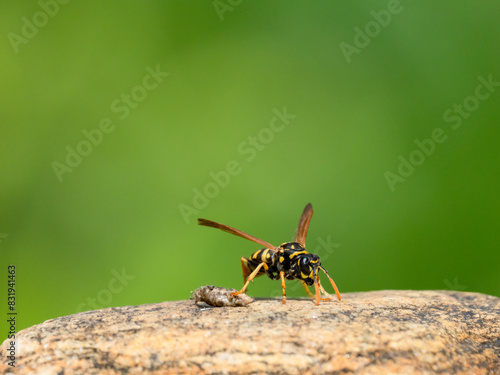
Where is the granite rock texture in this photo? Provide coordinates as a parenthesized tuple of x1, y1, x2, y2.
(1, 290, 499, 375)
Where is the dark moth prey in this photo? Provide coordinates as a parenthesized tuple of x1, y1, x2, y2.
(198, 203, 341, 305)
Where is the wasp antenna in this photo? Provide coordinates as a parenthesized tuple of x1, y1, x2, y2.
(319, 266, 341, 301)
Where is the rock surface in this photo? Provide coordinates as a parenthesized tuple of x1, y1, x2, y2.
(1, 290, 499, 374)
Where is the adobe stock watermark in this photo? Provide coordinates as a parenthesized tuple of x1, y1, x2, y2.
(270, 235, 341, 298)
(52, 64, 169, 182)
(384, 74, 499, 192)
(178, 106, 297, 224)
(340, 0, 409, 64)
(443, 277, 467, 291)
(213, 0, 242, 21)
(76, 268, 135, 312)
(7, 0, 72, 54)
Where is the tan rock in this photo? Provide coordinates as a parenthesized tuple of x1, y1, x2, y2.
(1, 290, 499, 374)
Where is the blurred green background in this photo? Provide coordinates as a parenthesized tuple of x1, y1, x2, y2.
(1, 1, 499, 332)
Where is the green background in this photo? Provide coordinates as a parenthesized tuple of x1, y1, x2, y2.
(1, 1, 499, 332)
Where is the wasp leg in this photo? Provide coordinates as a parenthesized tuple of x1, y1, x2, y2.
(232, 262, 269, 296)
(315, 275, 334, 303)
(303, 279, 330, 304)
(313, 276, 321, 306)
(240, 257, 252, 284)
(318, 281, 333, 301)
(280, 271, 287, 304)
(319, 266, 341, 301)
(301, 280, 315, 298)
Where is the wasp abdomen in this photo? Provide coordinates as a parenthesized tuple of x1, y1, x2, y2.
(241, 248, 278, 280)
(250, 248, 276, 264)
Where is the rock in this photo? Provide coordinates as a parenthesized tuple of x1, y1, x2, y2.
(1, 290, 499, 374)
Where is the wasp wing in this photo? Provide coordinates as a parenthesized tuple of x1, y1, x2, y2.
(294, 203, 313, 246)
(198, 218, 278, 251)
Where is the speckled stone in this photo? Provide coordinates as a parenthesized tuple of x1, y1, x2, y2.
(1, 290, 499, 374)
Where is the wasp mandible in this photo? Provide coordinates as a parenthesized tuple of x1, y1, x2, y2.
(198, 203, 341, 305)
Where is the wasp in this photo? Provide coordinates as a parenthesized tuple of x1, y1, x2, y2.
(198, 203, 341, 305)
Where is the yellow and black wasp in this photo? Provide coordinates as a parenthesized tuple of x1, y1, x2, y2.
(198, 203, 341, 305)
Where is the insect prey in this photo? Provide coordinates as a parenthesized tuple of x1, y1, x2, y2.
(190, 285, 253, 307)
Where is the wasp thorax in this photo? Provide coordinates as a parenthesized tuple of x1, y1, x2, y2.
(279, 242, 305, 251)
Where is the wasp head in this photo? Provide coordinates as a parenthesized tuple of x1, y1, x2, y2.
(293, 253, 321, 285)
